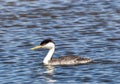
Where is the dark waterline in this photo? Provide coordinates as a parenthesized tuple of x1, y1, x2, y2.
(0, 0, 120, 84)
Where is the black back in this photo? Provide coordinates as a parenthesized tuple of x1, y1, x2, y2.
(40, 39, 53, 45)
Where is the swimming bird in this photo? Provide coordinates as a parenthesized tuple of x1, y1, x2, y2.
(31, 39, 92, 65)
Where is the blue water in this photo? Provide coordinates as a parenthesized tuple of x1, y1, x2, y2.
(0, 0, 120, 84)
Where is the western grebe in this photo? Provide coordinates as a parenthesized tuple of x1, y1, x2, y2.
(31, 39, 92, 65)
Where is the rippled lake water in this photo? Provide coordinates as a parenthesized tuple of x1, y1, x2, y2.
(0, 0, 120, 84)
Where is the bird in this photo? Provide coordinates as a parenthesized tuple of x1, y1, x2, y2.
(31, 39, 92, 65)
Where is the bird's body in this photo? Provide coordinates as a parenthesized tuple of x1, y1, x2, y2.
(31, 39, 92, 65)
(49, 56, 91, 65)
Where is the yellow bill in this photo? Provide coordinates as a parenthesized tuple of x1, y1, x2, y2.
(30, 45, 42, 50)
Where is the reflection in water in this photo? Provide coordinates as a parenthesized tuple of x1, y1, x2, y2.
(43, 65, 56, 83)
(44, 65, 54, 75)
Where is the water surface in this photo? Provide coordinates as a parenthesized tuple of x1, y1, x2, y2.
(0, 0, 120, 84)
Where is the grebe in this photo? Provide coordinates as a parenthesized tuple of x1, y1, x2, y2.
(31, 39, 92, 65)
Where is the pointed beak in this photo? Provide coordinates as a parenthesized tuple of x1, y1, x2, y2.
(30, 45, 42, 50)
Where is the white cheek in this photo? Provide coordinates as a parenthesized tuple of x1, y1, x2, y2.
(43, 43, 55, 49)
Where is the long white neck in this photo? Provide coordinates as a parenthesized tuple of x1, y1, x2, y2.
(43, 48, 55, 65)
